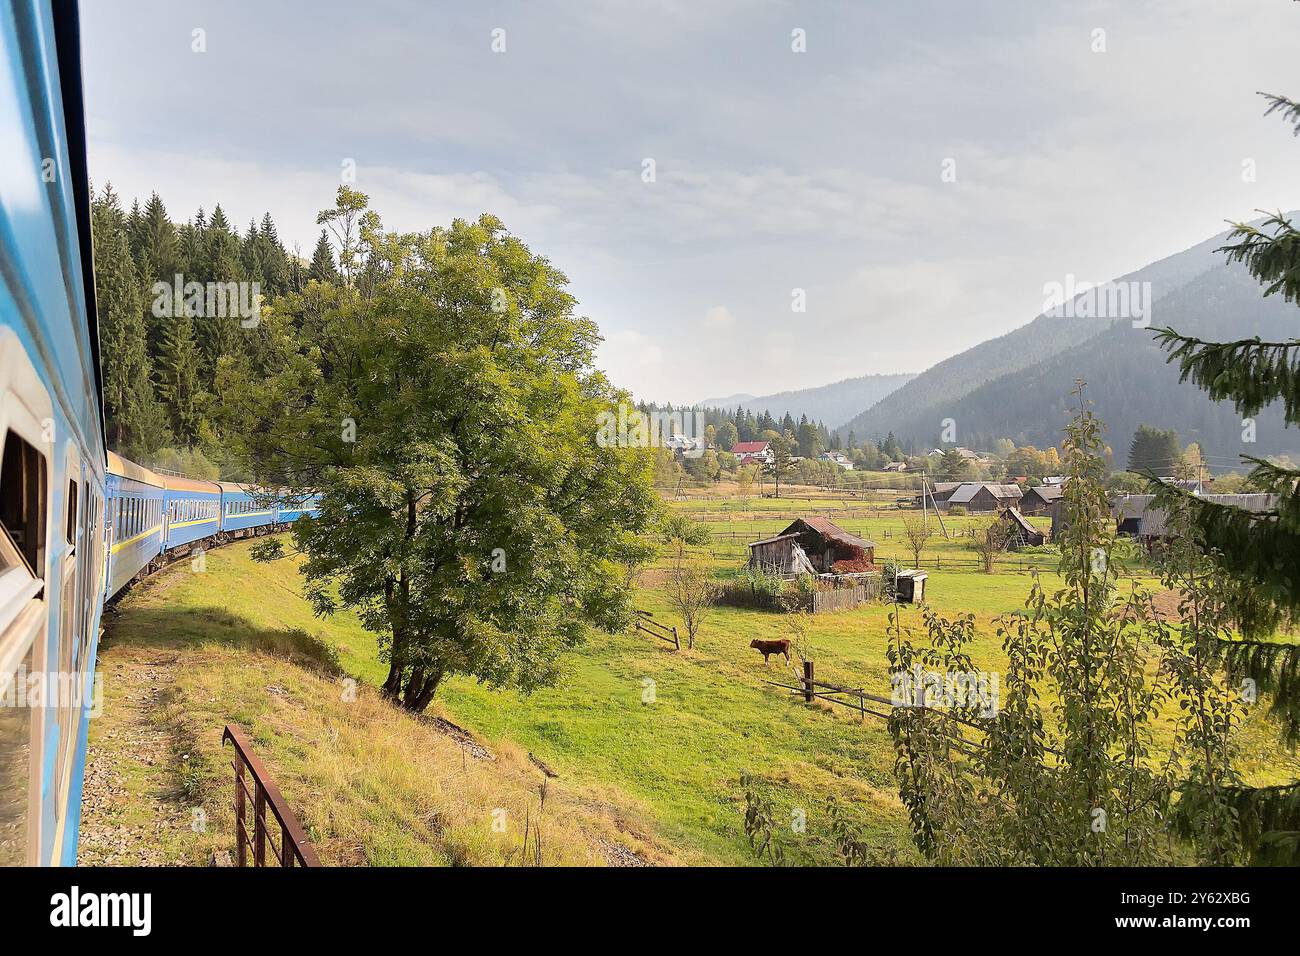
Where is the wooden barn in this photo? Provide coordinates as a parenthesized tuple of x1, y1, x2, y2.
(748, 517, 875, 575)
(998, 508, 1046, 549)
(1020, 484, 1063, 515)
(1113, 493, 1276, 548)
(943, 482, 1023, 513)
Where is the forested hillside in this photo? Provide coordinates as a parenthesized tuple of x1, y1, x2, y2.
(836, 221, 1262, 451)
(909, 263, 1300, 459)
(91, 184, 331, 475)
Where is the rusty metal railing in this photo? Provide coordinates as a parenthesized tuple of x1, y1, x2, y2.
(222, 724, 320, 867)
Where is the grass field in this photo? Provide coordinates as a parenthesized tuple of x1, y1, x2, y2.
(87, 499, 1300, 865)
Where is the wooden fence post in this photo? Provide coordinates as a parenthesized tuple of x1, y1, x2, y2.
(803, 660, 814, 703)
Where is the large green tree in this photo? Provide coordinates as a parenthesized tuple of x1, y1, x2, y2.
(889, 385, 1243, 865)
(226, 190, 658, 711)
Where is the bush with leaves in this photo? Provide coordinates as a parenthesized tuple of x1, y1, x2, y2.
(887, 384, 1248, 865)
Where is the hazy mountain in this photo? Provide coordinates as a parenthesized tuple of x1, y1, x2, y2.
(837, 217, 1300, 460)
(699, 373, 915, 429)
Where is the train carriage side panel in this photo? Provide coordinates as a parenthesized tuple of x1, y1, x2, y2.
(105, 452, 164, 596)
(218, 481, 276, 534)
(0, 0, 108, 865)
(162, 474, 221, 551)
(277, 491, 321, 524)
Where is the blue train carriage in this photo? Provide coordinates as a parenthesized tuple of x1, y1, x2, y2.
(162, 475, 222, 556)
(218, 481, 278, 537)
(105, 452, 165, 596)
(0, 0, 109, 864)
(276, 490, 322, 525)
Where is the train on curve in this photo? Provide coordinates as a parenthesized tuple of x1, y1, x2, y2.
(0, 0, 318, 865)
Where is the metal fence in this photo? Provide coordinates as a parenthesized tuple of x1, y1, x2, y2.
(223, 724, 320, 867)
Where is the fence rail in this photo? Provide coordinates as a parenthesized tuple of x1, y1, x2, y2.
(222, 724, 320, 867)
(634, 609, 681, 649)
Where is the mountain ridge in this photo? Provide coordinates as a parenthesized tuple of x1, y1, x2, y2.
(696, 372, 916, 429)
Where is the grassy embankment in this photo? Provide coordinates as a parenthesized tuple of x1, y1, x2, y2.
(86, 490, 1300, 866)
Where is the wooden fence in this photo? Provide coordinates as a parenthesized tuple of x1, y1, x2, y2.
(763, 661, 986, 756)
(715, 580, 878, 614)
(634, 609, 680, 649)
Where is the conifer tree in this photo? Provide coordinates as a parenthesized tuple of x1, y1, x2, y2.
(91, 187, 167, 455)
(156, 313, 205, 444)
(1153, 91, 1300, 863)
(1127, 424, 1183, 476)
(308, 230, 339, 283)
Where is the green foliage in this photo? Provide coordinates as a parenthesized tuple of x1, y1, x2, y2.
(147, 446, 220, 480)
(227, 193, 659, 711)
(736, 564, 785, 600)
(935, 447, 969, 482)
(1127, 424, 1182, 476)
(740, 772, 785, 865)
(659, 512, 710, 547)
(92, 188, 167, 457)
(91, 182, 303, 463)
(887, 383, 1251, 865)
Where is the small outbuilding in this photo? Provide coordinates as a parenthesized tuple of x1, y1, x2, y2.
(894, 569, 928, 604)
(998, 508, 1047, 549)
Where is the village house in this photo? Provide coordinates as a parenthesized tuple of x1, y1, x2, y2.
(1020, 484, 1064, 515)
(1112, 493, 1275, 547)
(731, 440, 773, 465)
(748, 517, 875, 576)
(941, 482, 1024, 513)
(819, 451, 854, 470)
(881, 460, 909, 472)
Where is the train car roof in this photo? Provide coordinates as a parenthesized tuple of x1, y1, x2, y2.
(106, 451, 165, 487)
(216, 481, 260, 494)
(161, 474, 222, 494)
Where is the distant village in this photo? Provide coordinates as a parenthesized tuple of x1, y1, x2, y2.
(650, 420, 1278, 588)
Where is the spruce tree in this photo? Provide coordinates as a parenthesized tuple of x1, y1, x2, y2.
(1127, 424, 1183, 476)
(308, 231, 339, 283)
(1153, 91, 1300, 863)
(91, 187, 167, 455)
(156, 313, 205, 444)
(137, 192, 179, 284)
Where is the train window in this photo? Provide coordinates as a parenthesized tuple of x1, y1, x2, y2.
(0, 431, 47, 578)
(64, 480, 78, 550)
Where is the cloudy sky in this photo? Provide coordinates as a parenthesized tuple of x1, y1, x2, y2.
(81, 0, 1300, 404)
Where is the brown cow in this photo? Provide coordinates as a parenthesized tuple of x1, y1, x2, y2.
(749, 638, 791, 665)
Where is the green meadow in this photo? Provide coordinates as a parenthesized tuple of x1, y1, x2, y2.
(91, 493, 1300, 864)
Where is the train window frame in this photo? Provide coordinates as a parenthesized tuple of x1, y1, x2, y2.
(53, 444, 82, 813)
(0, 327, 55, 865)
(63, 478, 78, 552)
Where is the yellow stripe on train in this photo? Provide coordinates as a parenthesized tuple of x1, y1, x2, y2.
(110, 525, 162, 554)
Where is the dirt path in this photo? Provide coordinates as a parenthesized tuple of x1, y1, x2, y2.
(78, 641, 198, 866)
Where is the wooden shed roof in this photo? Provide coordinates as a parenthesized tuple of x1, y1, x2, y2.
(781, 516, 875, 549)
